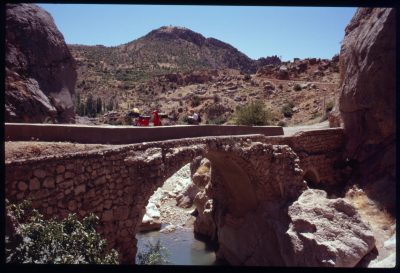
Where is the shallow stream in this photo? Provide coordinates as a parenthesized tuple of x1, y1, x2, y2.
(136, 225, 222, 265)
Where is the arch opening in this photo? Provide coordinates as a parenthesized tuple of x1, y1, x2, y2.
(135, 159, 219, 265)
(303, 169, 320, 188)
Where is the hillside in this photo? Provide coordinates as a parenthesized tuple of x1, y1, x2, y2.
(69, 26, 340, 126)
(69, 26, 275, 84)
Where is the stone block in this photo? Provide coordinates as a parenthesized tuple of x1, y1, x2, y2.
(74, 184, 86, 196)
(56, 165, 66, 174)
(68, 200, 77, 211)
(102, 209, 114, 221)
(114, 206, 130, 221)
(43, 177, 55, 188)
(55, 175, 64, 184)
(34, 169, 47, 179)
(94, 175, 106, 186)
(29, 178, 41, 190)
(64, 171, 74, 179)
(17, 181, 28, 191)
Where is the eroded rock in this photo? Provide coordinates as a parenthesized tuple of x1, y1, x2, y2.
(335, 8, 396, 212)
(285, 189, 376, 267)
(5, 4, 77, 123)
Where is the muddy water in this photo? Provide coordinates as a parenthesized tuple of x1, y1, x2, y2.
(136, 225, 222, 265)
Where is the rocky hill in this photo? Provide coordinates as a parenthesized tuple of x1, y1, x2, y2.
(5, 4, 77, 123)
(69, 26, 340, 126)
(69, 26, 278, 84)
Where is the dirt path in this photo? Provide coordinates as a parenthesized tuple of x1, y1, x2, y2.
(261, 77, 338, 85)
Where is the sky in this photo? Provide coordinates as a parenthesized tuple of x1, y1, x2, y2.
(38, 4, 356, 61)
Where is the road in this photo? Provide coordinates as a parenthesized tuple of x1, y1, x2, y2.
(283, 120, 330, 136)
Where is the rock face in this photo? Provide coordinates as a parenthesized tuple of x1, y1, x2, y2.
(285, 189, 376, 267)
(335, 8, 396, 212)
(191, 157, 217, 240)
(5, 4, 77, 123)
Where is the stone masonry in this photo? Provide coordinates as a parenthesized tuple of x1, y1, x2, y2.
(5, 129, 344, 263)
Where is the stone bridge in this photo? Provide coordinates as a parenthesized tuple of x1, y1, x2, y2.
(5, 125, 345, 264)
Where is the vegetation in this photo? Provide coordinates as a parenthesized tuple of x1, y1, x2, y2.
(277, 120, 287, 127)
(207, 116, 226, 125)
(137, 240, 169, 265)
(191, 95, 201, 107)
(293, 83, 302, 91)
(325, 101, 334, 113)
(281, 104, 294, 118)
(235, 101, 272, 126)
(213, 94, 221, 103)
(75, 91, 104, 117)
(5, 200, 119, 264)
(321, 101, 335, 121)
(243, 74, 251, 81)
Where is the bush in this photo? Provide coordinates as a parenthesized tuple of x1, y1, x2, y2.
(243, 74, 251, 81)
(281, 105, 293, 118)
(235, 101, 271, 126)
(137, 240, 169, 265)
(277, 120, 287, 127)
(191, 95, 201, 107)
(293, 83, 302, 91)
(213, 94, 221, 103)
(5, 200, 119, 264)
(325, 101, 334, 113)
(207, 116, 226, 125)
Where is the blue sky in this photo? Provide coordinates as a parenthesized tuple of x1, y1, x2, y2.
(38, 4, 356, 61)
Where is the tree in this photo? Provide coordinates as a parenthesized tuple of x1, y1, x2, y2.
(86, 93, 95, 117)
(96, 97, 102, 114)
(5, 200, 119, 264)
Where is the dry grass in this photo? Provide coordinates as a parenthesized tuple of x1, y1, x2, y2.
(196, 164, 210, 176)
(345, 185, 395, 235)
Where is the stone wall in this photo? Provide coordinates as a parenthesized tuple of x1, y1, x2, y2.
(5, 129, 344, 263)
(5, 123, 283, 144)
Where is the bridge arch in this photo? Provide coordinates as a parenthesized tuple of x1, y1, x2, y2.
(303, 168, 320, 188)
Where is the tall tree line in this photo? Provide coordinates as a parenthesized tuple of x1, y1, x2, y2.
(75, 92, 111, 117)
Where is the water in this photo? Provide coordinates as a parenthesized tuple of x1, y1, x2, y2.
(136, 225, 221, 265)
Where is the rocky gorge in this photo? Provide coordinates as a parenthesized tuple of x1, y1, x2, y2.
(4, 4, 396, 268)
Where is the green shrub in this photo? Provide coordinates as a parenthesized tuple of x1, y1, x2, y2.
(281, 105, 293, 118)
(5, 200, 119, 264)
(207, 116, 226, 125)
(191, 95, 201, 107)
(293, 83, 302, 91)
(325, 101, 334, 113)
(235, 101, 271, 126)
(277, 120, 287, 127)
(243, 74, 251, 81)
(137, 240, 169, 265)
(213, 94, 221, 103)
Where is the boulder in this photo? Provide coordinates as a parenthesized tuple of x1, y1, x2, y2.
(5, 4, 77, 123)
(285, 189, 376, 267)
(139, 201, 162, 232)
(337, 8, 396, 213)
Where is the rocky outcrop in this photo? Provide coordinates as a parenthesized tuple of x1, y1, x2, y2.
(5, 4, 77, 123)
(191, 157, 217, 240)
(335, 8, 396, 213)
(285, 189, 375, 267)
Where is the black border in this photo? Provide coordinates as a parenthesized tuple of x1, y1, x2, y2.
(1, 1, 399, 273)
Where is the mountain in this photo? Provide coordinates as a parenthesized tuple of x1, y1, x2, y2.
(68, 26, 280, 91)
